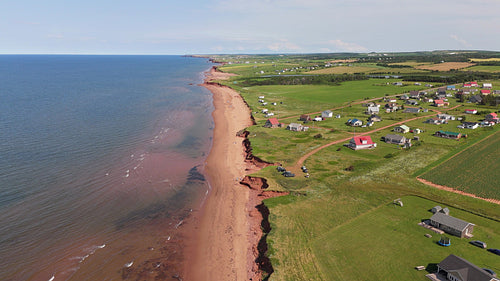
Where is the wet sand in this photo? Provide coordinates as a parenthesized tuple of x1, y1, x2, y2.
(187, 67, 259, 281)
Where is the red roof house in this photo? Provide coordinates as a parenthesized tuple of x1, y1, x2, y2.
(486, 112, 499, 123)
(346, 136, 377, 150)
(264, 118, 281, 128)
(465, 109, 477, 114)
(480, 89, 491, 95)
(434, 99, 445, 107)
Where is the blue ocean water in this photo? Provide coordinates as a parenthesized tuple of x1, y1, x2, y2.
(0, 55, 215, 280)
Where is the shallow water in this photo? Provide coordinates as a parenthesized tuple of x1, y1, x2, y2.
(0, 55, 214, 280)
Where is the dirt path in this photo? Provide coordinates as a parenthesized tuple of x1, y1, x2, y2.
(416, 178, 500, 205)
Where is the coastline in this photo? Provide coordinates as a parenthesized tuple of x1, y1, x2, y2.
(187, 66, 258, 281)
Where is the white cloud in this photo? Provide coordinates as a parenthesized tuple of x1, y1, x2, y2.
(450, 35, 471, 47)
(267, 39, 301, 52)
(327, 40, 368, 52)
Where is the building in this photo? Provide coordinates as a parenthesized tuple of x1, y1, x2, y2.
(321, 110, 333, 118)
(434, 130, 462, 139)
(483, 83, 493, 88)
(436, 254, 497, 281)
(287, 123, 308, 132)
(299, 114, 311, 122)
(465, 109, 477, 114)
(434, 99, 445, 107)
(403, 108, 420, 113)
(462, 122, 479, 129)
(346, 136, 377, 150)
(437, 114, 456, 121)
(264, 118, 281, 128)
(394, 125, 410, 133)
(485, 112, 499, 123)
(346, 118, 363, 127)
(368, 114, 382, 122)
(366, 105, 380, 115)
(429, 212, 474, 238)
(383, 134, 407, 145)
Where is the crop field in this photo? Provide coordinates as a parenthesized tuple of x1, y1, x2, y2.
(415, 62, 475, 71)
(461, 65, 500, 73)
(306, 65, 384, 74)
(470, 58, 500, 62)
(420, 130, 500, 200)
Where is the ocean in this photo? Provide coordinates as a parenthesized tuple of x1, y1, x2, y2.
(0, 55, 215, 280)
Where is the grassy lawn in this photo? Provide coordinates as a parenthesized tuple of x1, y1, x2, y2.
(313, 196, 500, 281)
(420, 130, 500, 199)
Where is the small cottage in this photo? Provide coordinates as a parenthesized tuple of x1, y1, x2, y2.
(462, 122, 479, 129)
(394, 125, 410, 133)
(264, 118, 281, 128)
(346, 118, 363, 127)
(403, 108, 420, 114)
(346, 136, 377, 150)
(464, 109, 477, 114)
(321, 110, 333, 118)
(485, 112, 499, 123)
(287, 123, 308, 132)
(383, 134, 407, 145)
(299, 114, 311, 122)
(368, 114, 382, 122)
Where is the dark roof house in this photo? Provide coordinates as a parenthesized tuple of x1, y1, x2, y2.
(383, 134, 407, 145)
(437, 254, 497, 281)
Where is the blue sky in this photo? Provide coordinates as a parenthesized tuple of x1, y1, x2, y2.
(1, 0, 499, 54)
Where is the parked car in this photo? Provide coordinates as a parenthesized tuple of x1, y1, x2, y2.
(282, 171, 295, 177)
(469, 240, 487, 249)
(277, 166, 286, 172)
(482, 268, 496, 277)
(487, 248, 500, 256)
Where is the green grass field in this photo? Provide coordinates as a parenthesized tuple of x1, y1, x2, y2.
(212, 56, 500, 281)
(420, 130, 500, 200)
(462, 65, 500, 73)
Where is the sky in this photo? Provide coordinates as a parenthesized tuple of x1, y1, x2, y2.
(1, 0, 499, 54)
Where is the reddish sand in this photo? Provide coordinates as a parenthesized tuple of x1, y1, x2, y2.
(187, 68, 262, 281)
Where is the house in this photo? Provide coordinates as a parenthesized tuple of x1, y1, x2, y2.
(483, 83, 493, 88)
(346, 136, 377, 150)
(312, 116, 323, 122)
(287, 123, 308, 131)
(403, 108, 420, 113)
(434, 130, 462, 139)
(262, 109, 268, 113)
(424, 118, 447, 125)
(462, 122, 479, 129)
(399, 94, 410, 100)
(481, 89, 491, 95)
(265, 112, 274, 117)
(321, 110, 333, 118)
(464, 109, 477, 114)
(464, 81, 478, 87)
(383, 134, 407, 145)
(409, 90, 420, 99)
(366, 105, 380, 115)
(258, 95, 265, 99)
(423, 97, 434, 103)
(485, 112, 499, 123)
(264, 118, 281, 128)
(393, 82, 403, 86)
(368, 114, 382, 122)
(434, 99, 445, 107)
(437, 114, 456, 121)
(394, 125, 410, 133)
(446, 85, 456, 90)
(346, 118, 363, 127)
(469, 95, 483, 104)
(437, 254, 497, 281)
(406, 99, 419, 106)
(429, 212, 474, 238)
(364, 101, 377, 107)
(299, 114, 311, 122)
(385, 103, 399, 112)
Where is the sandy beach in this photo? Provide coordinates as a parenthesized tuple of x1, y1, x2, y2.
(187, 67, 261, 281)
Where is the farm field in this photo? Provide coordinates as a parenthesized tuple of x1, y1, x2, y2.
(419, 130, 500, 200)
(415, 62, 475, 71)
(462, 65, 500, 73)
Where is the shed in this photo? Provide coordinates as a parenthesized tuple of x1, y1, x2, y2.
(431, 206, 442, 214)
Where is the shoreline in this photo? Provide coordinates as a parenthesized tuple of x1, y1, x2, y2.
(186, 66, 266, 281)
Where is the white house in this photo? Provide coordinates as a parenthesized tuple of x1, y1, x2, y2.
(321, 110, 333, 118)
(483, 83, 493, 88)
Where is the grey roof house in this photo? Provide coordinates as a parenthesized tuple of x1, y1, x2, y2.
(437, 254, 498, 281)
(429, 212, 474, 238)
(383, 134, 407, 145)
